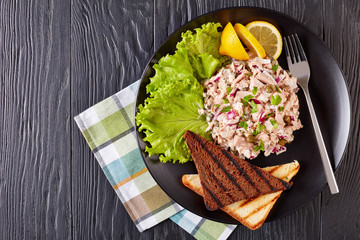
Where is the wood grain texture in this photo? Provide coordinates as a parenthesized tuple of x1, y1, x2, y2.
(0, 0, 71, 239)
(71, 0, 154, 239)
(1, 0, 359, 239)
(320, 0, 360, 239)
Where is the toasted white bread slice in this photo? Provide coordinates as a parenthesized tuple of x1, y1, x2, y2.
(182, 160, 300, 230)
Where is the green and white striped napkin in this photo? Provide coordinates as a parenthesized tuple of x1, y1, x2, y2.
(74, 80, 237, 240)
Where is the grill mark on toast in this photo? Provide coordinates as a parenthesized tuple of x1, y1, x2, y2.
(202, 167, 235, 202)
(267, 166, 281, 175)
(238, 198, 254, 207)
(243, 194, 281, 220)
(221, 150, 261, 194)
(191, 132, 248, 198)
(247, 164, 282, 191)
(202, 184, 224, 209)
(278, 178, 292, 188)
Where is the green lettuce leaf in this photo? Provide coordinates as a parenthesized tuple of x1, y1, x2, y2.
(190, 53, 222, 80)
(177, 22, 228, 79)
(176, 22, 223, 59)
(137, 22, 227, 163)
(146, 48, 196, 94)
(136, 79, 210, 163)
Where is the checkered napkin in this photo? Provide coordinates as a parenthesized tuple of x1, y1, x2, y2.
(74, 80, 237, 240)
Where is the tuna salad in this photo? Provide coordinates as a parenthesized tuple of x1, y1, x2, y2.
(200, 57, 303, 159)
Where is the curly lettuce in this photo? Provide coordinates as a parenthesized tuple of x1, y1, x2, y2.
(137, 22, 228, 163)
(137, 79, 210, 163)
(177, 22, 223, 60)
(177, 22, 229, 79)
(146, 48, 196, 94)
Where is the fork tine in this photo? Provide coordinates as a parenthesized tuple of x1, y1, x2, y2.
(286, 36, 296, 64)
(289, 35, 301, 63)
(290, 35, 301, 63)
(294, 34, 307, 61)
(283, 37, 293, 64)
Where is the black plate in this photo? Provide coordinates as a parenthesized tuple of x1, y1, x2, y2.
(135, 7, 351, 224)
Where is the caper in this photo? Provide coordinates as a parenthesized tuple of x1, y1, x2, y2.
(265, 85, 275, 93)
(243, 114, 251, 121)
(247, 135, 255, 143)
(283, 115, 291, 124)
(281, 86, 291, 92)
(279, 139, 288, 146)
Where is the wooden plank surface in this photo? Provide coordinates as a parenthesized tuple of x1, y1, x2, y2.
(0, 0, 72, 239)
(70, 0, 154, 239)
(320, 0, 360, 239)
(1, 0, 359, 239)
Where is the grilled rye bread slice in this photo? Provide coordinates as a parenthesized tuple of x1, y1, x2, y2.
(182, 161, 300, 230)
(184, 130, 292, 211)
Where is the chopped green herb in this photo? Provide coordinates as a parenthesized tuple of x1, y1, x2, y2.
(252, 86, 258, 95)
(278, 106, 285, 111)
(220, 106, 232, 113)
(275, 85, 282, 93)
(250, 100, 257, 113)
(214, 104, 220, 108)
(241, 94, 254, 107)
(227, 86, 232, 94)
(265, 113, 275, 119)
(238, 121, 248, 130)
(243, 95, 254, 101)
(254, 140, 265, 152)
(222, 98, 229, 104)
(245, 73, 253, 76)
(257, 124, 266, 132)
(272, 64, 279, 71)
(271, 95, 282, 105)
(270, 119, 278, 129)
(253, 124, 265, 136)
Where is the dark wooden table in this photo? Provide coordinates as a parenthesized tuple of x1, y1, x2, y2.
(1, 0, 359, 239)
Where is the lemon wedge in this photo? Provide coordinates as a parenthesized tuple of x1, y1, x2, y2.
(245, 21, 283, 59)
(219, 22, 249, 60)
(234, 23, 266, 58)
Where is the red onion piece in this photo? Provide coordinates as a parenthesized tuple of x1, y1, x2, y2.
(275, 77, 281, 83)
(214, 77, 220, 82)
(290, 116, 295, 121)
(279, 135, 286, 139)
(272, 147, 277, 153)
(227, 110, 236, 120)
(250, 98, 262, 104)
(277, 146, 286, 153)
(230, 89, 238, 97)
(259, 112, 266, 123)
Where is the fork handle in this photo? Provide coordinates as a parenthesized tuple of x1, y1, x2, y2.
(302, 87, 339, 194)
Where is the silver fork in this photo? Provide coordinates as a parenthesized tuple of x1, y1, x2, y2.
(284, 34, 339, 194)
